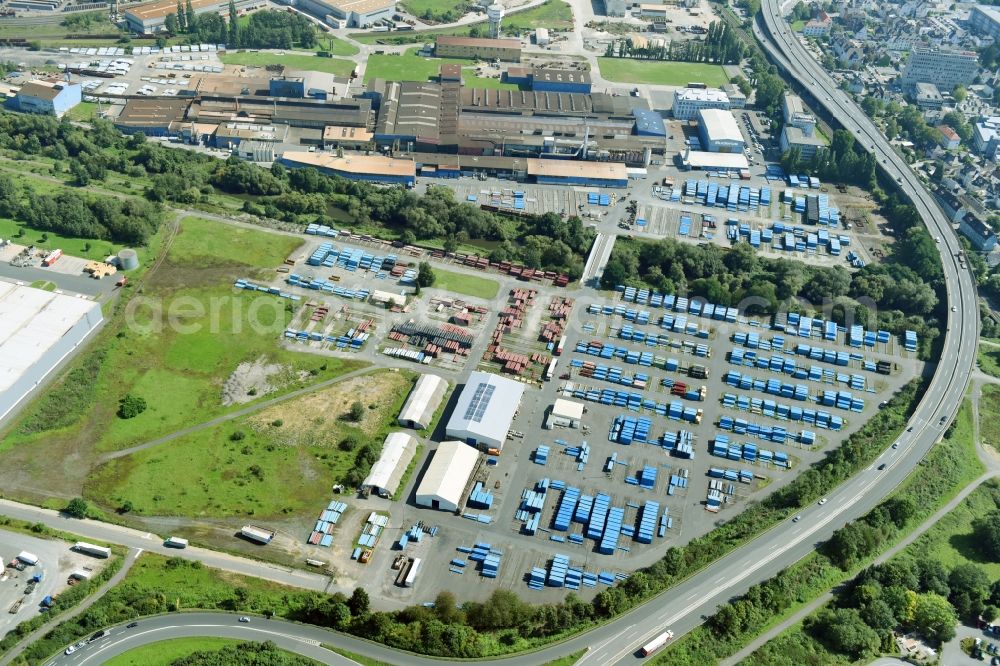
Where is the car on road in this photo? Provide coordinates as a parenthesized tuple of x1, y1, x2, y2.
(64, 646, 76, 655)
(239, 616, 250, 623)
(940, 415, 948, 424)
(877, 464, 887, 470)
(792, 515, 801, 522)
(935, 236, 941, 243)
(952, 306, 957, 312)
(819, 498, 827, 505)
(892, 442, 899, 449)
(126, 622, 139, 628)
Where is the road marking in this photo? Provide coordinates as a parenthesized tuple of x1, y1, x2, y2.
(133, 548, 143, 558)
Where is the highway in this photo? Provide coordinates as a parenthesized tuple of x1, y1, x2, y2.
(17, 8, 984, 663)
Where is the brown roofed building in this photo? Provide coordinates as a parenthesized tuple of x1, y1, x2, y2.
(124, 0, 263, 33)
(435, 36, 521, 62)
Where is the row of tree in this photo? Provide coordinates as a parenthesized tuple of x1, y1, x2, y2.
(166, 5, 317, 50)
(604, 21, 746, 65)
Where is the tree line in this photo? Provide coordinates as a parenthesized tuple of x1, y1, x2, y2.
(604, 21, 746, 65)
(166, 5, 317, 50)
(0, 113, 593, 277)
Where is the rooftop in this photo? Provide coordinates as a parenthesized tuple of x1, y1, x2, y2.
(783, 124, 826, 146)
(116, 98, 191, 126)
(681, 150, 750, 170)
(323, 125, 374, 142)
(0, 283, 99, 395)
(698, 108, 743, 143)
(527, 158, 628, 181)
(937, 124, 960, 142)
(533, 68, 592, 85)
(674, 87, 729, 103)
(17, 80, 64, 101)
(125, 0, 226, 21)
(446, 371, 525, 442)
(309, 0, 395, 14)
(436, 35, 521, 49)
(281, 151, 417, 177)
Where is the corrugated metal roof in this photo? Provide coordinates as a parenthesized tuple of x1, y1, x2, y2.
(398, 373, 447, 427)
(363, 432, 418, 494)
(415, 440, 479, 509)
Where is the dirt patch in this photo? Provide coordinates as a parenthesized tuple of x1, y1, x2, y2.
(245, 371, 413, 447)
(221, 356, 289, 406)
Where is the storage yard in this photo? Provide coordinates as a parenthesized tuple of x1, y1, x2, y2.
(244, 230, 924, 603)
(0, 530, 112, 636)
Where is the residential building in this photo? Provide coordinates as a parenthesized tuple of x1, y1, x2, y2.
(6, 80, 81, 117)
(781, 125, 826, 161)
(435, 36, 521, 62)
(803, 11, 832, 37)
(672, 87, 730, 120)
(901, 46, 979, 90)
(697, 108, 744, 153)
(936, 124, 960, 150)
(973, 116, 1000, 160)
(969, 5, 1000, 40)
(914, 82, 944, 109)
(958, 214, 998, 251)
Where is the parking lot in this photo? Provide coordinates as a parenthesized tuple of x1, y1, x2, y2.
(0, 529, 111, 636)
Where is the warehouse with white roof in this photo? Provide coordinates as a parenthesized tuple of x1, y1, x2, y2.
(697, 108, 745, 153)
(397, 374, 448, 430)
(0, 283, 103, 423)
(445, 371, 525, 451)
(414, 440, 480, 511)
(361, 432, 418, 497)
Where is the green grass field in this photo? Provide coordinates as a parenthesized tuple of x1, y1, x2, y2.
(596, 58, 728, 87)
(0, 217, 367, 477)
(351, 0, 571, 44)
(399, 0, 469, 21)
(86, 369, 412, 518)
(430, 267, 499, 299)
(313, 36, 360, 57)
(978, 345, 1000, 379)
(364, 48, 470, 83)
(790, 19, 806, 31)
(0, 217, 126, 262)
(104, 638, 243, 666)
(220, 51, 355, 77)
(63, 101, 100, 123)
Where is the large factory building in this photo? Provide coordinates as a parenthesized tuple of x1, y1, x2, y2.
(295, 0, 395, 28)
(0, 284, 103, 424)
(124, 0, 262, 33)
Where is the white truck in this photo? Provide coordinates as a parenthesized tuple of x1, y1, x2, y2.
(16, 552, 38, 566)
(164, 536, 188, 549)
(640, 630, 674, 657)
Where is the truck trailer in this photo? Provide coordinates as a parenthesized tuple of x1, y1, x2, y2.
(16, 551, 38, 566)
(73, 542, 111, 559)
(164, 536, 189, 549)
(640, 630, 674, 657)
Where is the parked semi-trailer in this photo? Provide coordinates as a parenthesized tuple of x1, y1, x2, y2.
(240, 525, 275, 544)
(403, 557, 421, 587)
(640, 630, 674, 657)
(73, 542, 111, 559)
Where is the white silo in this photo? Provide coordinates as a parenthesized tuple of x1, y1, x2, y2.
(487, 2, 505, 38)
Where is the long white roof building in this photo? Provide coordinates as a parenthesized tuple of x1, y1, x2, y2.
(362, 432, 418, 497)
(414, 441, 479, 512)
(0, 283, 102, 424)
(445, 371, 525, 450)
(397, 374, 448, 430)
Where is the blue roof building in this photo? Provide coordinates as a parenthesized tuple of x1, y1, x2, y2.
(633, 108, 666, 137)
(7, 80, 81, 118)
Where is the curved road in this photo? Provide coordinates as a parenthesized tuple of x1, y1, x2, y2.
(8, 8, 983, 665)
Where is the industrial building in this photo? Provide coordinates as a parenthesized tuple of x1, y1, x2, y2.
(721, 82, 746, 109)
(5, 80, 81, 118)
(398, 373, 448, 430)
(901, 46, 979, 90)
(672, 87, 730, 120)
(114, 98, 192, 136)
(414, 440, 480, 511)
(124, 0, 261, 33)
(445, 371, 525, 451)
(531, 69, 592, 94)
(280, 151, 417, 186)
(679, 148, 749, 172)
(546, 398, 584, 429)
(361, 432, 418, 497)
(697, 108, 744, 153)
(528, 158, 629, 188)
(323, 125, 374, 149)
(295, 0, 395, 28)
(781, 92, 815, 136)
(0, 283, 103, 424)
(780, 125, 826, 161)
(435, 36, 522, 62)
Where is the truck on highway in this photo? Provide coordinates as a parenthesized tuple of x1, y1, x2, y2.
(640, 630, 674, 656)
(164, 536, 188, 549)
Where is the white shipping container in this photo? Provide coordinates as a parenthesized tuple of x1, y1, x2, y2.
(403, 558, 421, 587)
